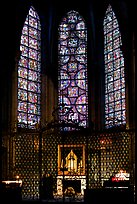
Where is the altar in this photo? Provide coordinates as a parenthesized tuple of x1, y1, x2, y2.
(57, 144, 86, 195)
(57, 175, 86, 195)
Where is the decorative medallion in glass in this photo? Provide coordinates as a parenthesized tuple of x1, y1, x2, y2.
(103, 5, 126, 128)
(17, 6, 41, 129)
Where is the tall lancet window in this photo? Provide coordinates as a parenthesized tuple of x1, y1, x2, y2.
(17, 6, 41, 129)
(58, 10, 88, 130)
(104, 5, 126, 128)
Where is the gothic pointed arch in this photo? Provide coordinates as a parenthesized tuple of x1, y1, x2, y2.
(17, 6, 41, 129)
(103, 4, 126, 128)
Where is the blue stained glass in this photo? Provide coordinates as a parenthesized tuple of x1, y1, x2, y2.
(104, 5, 126, 128)
(68, 87, 78, 97)
(21, 35, 28, 46)
(18, 102, 27, 112)
(29, 59, 37, 70)
(29, 38, 38, 49)
(76, 44, 86, 54)
(28, 114, 38, 126)
(29, 28, 41, 39)
(18, 67, 27, 78)
(60, 56, 70, 64)
(76, 21, 85, 30)
(29, 16, 38, 28)
(28, 92, 37, 103)
(17, 6, 41, 129)
(60, 32, 69, 40)
(68, 12, 77, 23)
(19, 56, 28, 67)
(58, 10, 88, 130)
(18, 113, 27, 124)
(28, 81, 38, 92)
(59, 96, 71, 105)
(18, 90, 27, 101)
(61, 80, 70, 90)
(29, 49, 38, 59)
(20, 46, 28, 57)
(75, 70, 86, 89)
(68, 38, 78, 47)
(28, 70, 40, 81)
(61, 70, 70, 79)
(60, 40, 67, 46)
(59, 46, 70, 55)
(22, 25, 28, 35)
(18, 78, 28, 90)
(68, 63, 77, 71)
(76, 55, 86, 63)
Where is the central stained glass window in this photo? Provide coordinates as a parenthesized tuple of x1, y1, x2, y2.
(58, 10, 88, 130)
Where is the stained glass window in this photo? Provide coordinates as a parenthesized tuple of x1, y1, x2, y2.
(17, 6, 41, 129)
(103, 5, 126, 128)
(58, 10, 88, 130)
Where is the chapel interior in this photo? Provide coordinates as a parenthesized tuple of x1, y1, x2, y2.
(1, 0, 135, 203)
